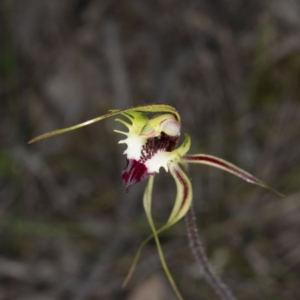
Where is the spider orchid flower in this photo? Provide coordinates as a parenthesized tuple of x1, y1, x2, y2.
(29, 104, 282, 300)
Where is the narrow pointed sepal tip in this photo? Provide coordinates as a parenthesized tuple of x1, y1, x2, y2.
(266, 186, 285, 198)
(121, 159, 150, 192)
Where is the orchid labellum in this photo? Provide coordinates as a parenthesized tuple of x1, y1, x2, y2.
(29, 104, 281, 300)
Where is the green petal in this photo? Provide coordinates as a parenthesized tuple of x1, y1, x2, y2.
(28, 104, 180, 144)
(183, 154, 284, 196)
(167, 162, 193, 224)
(142, 175, 184, 300)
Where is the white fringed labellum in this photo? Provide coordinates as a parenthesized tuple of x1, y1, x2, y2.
(116, 113, 183, 191)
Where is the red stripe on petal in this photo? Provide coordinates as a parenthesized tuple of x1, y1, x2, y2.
(183, 155, 262, 185)
(173, 167, 189, 214)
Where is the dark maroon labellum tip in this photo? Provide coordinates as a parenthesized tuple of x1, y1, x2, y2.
(121, 159, 150, 192)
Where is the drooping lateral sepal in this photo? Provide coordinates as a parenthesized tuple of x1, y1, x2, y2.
(142, 176, 184, 300)
(122, 162, 192, 287)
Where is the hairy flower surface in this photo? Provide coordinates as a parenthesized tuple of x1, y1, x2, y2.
(29, 104, 281, 300)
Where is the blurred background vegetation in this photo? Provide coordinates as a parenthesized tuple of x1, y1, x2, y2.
(1, 0, 300, 299)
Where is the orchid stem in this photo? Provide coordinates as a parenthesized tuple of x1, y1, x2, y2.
(185, 205, 237, 300)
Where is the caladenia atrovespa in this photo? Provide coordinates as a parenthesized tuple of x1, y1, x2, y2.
(29, 104, 282, 300)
